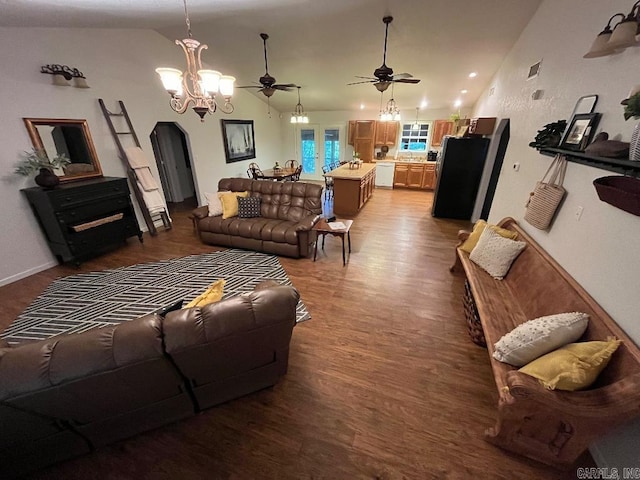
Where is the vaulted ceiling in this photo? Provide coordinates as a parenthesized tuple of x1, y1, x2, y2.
(1, 0, 542, 113)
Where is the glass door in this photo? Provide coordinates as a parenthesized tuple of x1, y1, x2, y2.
(298, 125, 343, 181)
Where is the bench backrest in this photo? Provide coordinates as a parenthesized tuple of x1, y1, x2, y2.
(498, 217, 640, 386)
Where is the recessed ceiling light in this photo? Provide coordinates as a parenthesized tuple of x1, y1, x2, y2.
(421, 99, 428, 108)
(360, 103, 365, 110)
(460, 89, 468, 94)
(468, 72, 477, 78)
(454, 99, 462, 108)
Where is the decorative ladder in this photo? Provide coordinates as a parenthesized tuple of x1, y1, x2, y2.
(98, 99, 172, 236)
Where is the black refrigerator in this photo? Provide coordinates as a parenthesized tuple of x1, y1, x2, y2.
(431, 136, 490, 220)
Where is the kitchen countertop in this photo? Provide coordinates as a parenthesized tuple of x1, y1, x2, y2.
(324, 163, 376, 180)
(373, 159, 437, 164)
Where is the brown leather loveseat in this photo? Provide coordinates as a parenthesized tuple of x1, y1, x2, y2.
(0, 282, 299, 478)
(192, 178, 323, 258)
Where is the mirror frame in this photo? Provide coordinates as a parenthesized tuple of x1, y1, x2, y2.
(23, 118, 103, 182)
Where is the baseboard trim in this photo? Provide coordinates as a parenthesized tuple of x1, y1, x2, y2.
(0, 261, 58, 287)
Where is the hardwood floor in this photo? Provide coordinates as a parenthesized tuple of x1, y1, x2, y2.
(0, 188, 592, 479)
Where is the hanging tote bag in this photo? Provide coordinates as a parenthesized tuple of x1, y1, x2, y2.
(524, 154, 568, 230)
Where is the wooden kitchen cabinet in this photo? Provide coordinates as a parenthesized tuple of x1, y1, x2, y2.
(393, 162, 436, 190)
(431, 120, 455, 147)
(348, 120, 356, 145)
(350, 120, 376, 162)
(468, 117, 497, 135)
(374, 121, 398, 147)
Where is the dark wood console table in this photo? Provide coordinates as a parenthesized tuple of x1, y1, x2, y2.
(22, 177, 142, 265)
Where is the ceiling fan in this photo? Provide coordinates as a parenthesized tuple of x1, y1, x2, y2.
(348, 16, 421, 92)
(238, 33, 297, 98)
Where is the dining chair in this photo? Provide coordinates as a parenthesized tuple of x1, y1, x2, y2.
(285, 159, 299, 170)
(291, 165, 302, 181)
(249, 166, 265, 180)
(322, 165, 334, 199)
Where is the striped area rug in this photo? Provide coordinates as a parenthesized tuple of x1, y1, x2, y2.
(3, 249, 310, 345)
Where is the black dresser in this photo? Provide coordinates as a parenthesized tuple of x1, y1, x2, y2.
(22, 177, 143, 265)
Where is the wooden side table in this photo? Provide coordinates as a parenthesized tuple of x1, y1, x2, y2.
(312, 219, 353, 266)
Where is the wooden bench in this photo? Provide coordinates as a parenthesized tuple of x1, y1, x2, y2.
(451, 217, 640, 470)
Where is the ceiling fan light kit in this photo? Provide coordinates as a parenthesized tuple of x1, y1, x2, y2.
(156, 0, 235, 121)
(290, 87, 309, 124)
(583, 1, 640, 58)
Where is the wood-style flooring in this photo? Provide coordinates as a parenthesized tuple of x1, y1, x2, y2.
(0, 188, 593, 479)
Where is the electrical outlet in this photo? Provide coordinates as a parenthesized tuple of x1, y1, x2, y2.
(575, 206, 584, 221)
(513, 163, 520, 171)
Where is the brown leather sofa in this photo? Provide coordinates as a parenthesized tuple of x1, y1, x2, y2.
(0, 282, 299, 478)
(192, 178, 323, 258)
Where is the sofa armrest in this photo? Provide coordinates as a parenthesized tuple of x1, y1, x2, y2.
(295, 213, 321, 232)
(192, 206, 209, 219)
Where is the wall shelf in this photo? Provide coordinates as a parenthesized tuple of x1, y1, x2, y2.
(539, 147, 640, 177)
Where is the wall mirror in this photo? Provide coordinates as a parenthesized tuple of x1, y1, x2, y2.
(23, 118, 103, 182)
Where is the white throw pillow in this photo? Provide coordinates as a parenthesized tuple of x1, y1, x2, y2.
(204, 191, 228, 217)
(469, 227, 526, 280)
(493, 312, 590, 366)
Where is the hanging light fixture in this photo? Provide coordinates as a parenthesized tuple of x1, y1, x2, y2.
(584, 1, 640, 58)
(412, 107, 420, 130)
(290, 86, 309, 124)
(155, 0, 235, 121)
(379, 84, 401, 121)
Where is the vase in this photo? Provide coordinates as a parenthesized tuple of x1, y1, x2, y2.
(630, 123, 640, 162)
(34, 168, 60, 189)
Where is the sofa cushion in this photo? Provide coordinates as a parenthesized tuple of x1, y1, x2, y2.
(493, 312, 590, 366)
(469, 228, 526, 280)
(519, 339, 621, 390)
(184, 279, 225, 308)
(460, 220, 518, 253)
(238, 196, 262, 218)
(219, 191, 249, 219)
(204, 191, 227, 217)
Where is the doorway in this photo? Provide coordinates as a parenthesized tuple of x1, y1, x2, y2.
(297, 125, 344, 182)
(150, 122, 196, 209)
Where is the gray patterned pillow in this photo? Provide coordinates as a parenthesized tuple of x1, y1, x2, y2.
(237, 196, 261, 218)
(493, 312, 590, 366)
(469, 227, 526, 280)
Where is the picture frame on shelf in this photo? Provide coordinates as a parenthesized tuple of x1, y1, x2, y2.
(221, 119, 256, 163)
(560, 113, 601, 151)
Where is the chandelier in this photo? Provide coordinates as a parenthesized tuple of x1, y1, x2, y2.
(290, 86, 309, 124)
(155, 0, 235, 121)
(379, 84, 401, 121)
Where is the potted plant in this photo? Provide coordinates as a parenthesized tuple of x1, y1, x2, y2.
(623, 91, 640, 161)
(14, 148, 71, 188)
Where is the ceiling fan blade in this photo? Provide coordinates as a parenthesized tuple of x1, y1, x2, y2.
(354, 76, 378, 80)
(392, 73, 413, 80)
(273, 85, 295, 91)
(273, 83, 298, 88)
(394, 78, 421, 84)
(347, 80, 376, 86)
(238, 85, 262, 89)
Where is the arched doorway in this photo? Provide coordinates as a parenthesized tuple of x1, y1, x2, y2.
(150, 122, 197, 209)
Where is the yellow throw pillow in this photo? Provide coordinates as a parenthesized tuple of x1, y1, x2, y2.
(460, 220, 518, 254)
(518, 339, 621, 391)
(184, 279, 225, 308)
(218, 191, 249, 219)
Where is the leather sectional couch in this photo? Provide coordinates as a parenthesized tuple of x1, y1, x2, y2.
(192, 178, 323, 258)
(0, 282, 299, 478)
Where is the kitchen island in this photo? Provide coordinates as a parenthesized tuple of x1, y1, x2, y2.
(324, 163, 376, 215)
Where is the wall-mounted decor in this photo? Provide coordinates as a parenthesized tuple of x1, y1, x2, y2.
(40, 64, 89, 88)
(560, 113, 601, 151)
(23, 118, 103, 182)
(221, 120, 256, 163)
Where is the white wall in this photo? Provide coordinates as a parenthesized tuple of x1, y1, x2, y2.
(0, 26, 282, 286)
(472, 0, 640, 468)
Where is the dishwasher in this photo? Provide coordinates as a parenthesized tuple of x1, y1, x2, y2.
(375, 161, 395, 188)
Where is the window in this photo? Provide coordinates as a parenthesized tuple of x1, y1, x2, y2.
(400, 123, 430, 151)
(300, 129, 316, 174)
(324, 128, 340, 168)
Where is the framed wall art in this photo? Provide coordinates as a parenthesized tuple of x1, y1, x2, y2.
(221, 119, 256, 163)
(560, 113, 600, 151)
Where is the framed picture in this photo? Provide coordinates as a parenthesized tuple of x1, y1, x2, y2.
(221, 119, 256, 163)
(560, 113, 600, 151)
